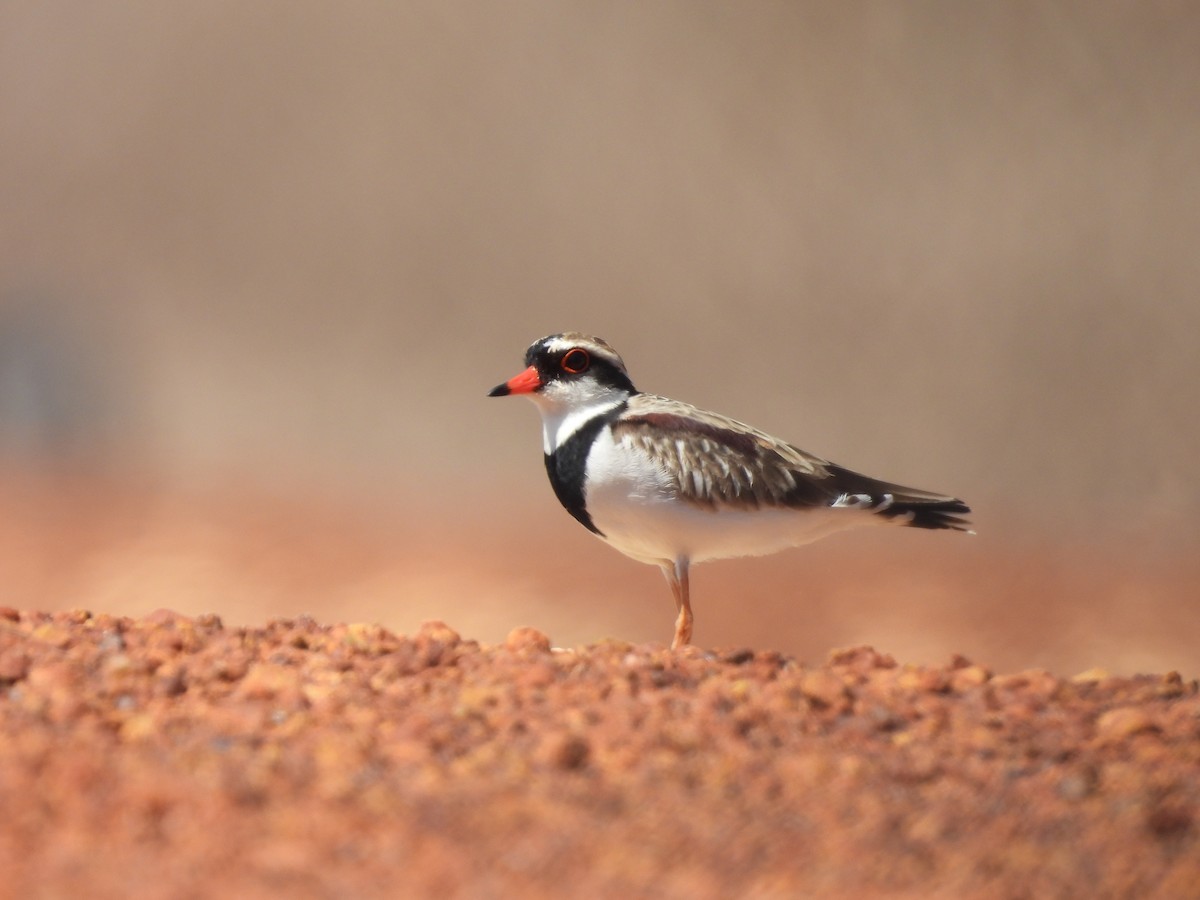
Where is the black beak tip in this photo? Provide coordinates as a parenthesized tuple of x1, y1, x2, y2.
(487, 383, 510, 397)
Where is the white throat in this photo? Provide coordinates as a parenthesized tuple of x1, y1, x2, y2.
(520, 374, 629, 455)
(534, 396, 625, 455)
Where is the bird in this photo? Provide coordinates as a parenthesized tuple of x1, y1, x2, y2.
(488, 332, 972, 649)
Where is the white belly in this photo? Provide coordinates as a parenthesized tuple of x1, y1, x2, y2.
(582, 430, 873, 566)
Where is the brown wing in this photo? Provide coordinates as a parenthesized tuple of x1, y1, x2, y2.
(612, 395, 973, 530)
(610, 396, 841, 509)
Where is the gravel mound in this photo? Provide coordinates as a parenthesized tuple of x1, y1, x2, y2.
(1, 608, 1197, 898)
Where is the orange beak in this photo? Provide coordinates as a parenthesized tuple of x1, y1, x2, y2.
(488, 365, 543, 397)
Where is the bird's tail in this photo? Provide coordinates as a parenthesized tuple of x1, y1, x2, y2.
(826, 464, 974, 533)
(876, 494, 973, 532)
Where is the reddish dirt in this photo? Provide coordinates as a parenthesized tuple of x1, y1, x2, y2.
(1, 473, 1198, 897)
(0, 609, 1197, 898)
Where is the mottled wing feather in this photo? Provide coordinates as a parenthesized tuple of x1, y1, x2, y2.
(612, 395, 972, 531)
(611, 395, 839, 509)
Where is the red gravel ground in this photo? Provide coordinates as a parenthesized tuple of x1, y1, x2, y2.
(1, 607, 1197, 899)
(2, 474, 1198, 897)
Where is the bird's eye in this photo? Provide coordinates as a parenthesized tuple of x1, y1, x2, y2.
(561, 348, 590, 374)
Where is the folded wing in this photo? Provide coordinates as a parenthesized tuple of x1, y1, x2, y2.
(611, 395, 971, 532)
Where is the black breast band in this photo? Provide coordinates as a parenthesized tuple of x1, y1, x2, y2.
(543, 401, 627, 535)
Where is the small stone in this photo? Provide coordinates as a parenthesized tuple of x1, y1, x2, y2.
(155, 665, 188, 697)
(799, 670, 848, 708)
(145, 608, 193, 627)
(101, 653, 135, 675)
(31, 624, 73, 649)
(414, 620, 462, 666)
(237, 663, 304, 704)
(1095, 707, 1159, 741)
(1057, 762, 1099, 800)
(897, 667, 949, 693)
(0, 649, 30, 682)
(118, 713, 160, 742)
(1146, 802, 1192, 838)
(543, 733, 590, 770)
(505, 627, 552, 654)
(950, 665, 991, 692)
(195, 613, 225, 631)
(827, 646, 896, 672)
(417, 620, 461, 644)
(1154, 671, 1186, 699)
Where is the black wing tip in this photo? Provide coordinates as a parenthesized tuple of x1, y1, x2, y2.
(878, 498, 973, 532)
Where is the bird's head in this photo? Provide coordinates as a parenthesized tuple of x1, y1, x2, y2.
(488, 332, 637, 412)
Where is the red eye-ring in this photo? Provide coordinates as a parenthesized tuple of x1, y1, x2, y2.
(561, 348, 590, 374)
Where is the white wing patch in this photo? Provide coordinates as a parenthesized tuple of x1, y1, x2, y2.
(831, 491, 919, 523)
(832, 491, 895, 511)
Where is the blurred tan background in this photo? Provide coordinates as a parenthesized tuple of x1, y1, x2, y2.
(2, 3, 1197, 674)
